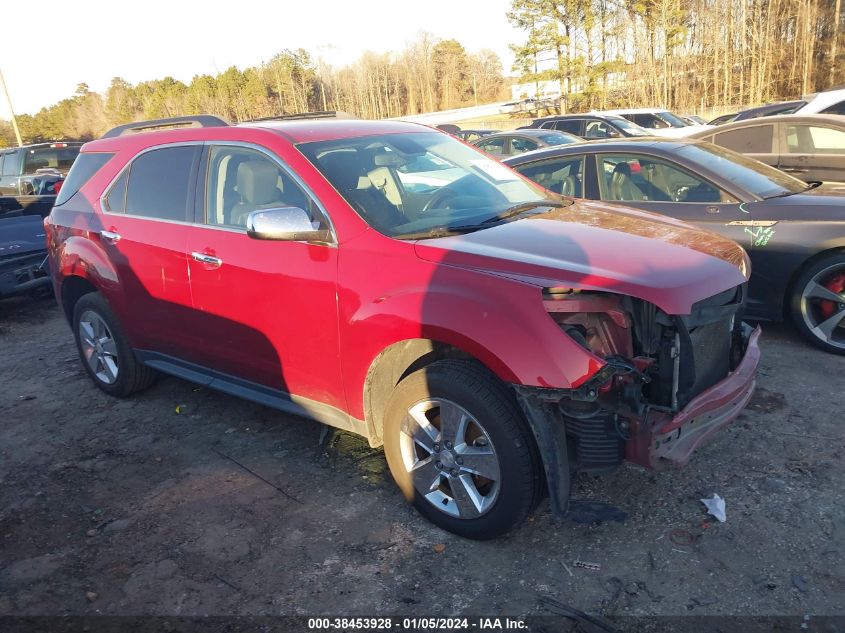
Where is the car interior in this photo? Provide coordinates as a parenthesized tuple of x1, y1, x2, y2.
(601, 156, 723, 203)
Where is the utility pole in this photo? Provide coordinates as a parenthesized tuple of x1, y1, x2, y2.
(0, 67, 23, 146)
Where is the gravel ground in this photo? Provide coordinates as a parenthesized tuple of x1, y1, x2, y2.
(1, 296, 843, 625)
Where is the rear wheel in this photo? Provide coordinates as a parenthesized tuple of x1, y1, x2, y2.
(790, 253, 845, 354)
(383, 360, 541, 539)
(72, 292, 157, 396)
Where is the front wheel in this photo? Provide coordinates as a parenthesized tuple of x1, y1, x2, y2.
(790, 253, 845, 355)
(383, 360, 542, 539)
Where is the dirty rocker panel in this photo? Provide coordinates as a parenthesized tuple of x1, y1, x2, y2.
(134, 350, 367, 436)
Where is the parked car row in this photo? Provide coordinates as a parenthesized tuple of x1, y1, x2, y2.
(709, 86, 845, 125)
(14, 89, 844, 539)
(45, 114, 765, 539)
(503, 138, 845, 354)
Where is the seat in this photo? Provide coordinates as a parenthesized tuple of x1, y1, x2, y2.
(230, 161, 284, 226)
(609, 162, 647, 201)
(320, 151, 406, 231)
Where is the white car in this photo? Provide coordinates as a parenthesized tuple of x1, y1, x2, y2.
(795, 88, 845, 116)
(596, 108, 712, 138)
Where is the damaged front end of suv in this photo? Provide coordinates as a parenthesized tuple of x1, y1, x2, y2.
(515, 284, 760, 516)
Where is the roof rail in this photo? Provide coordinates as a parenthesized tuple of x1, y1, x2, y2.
(101, 115, 230, 139)
(245, 111, 356, 123)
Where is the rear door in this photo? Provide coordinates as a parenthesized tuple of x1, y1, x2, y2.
(184, 143, 344, 408)
(779, 123, 845, 184)
(97, 144, 199, 358)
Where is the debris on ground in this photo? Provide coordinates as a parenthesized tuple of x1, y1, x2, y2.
(700, 493, 727, 522)
(573, 560, 601, 571)
(433, 543, 446, 553)
(792, 574, 809, 592)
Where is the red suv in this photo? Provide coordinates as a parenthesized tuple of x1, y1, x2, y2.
(46, 115, 761, 539)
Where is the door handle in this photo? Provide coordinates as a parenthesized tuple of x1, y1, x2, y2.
(706, 206, 720, 214)
(100, 229, 121, 243)
(782, 167, 808, 174)
(191, 252, 223, 267)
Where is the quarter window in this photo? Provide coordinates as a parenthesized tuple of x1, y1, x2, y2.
(205, 146, 317, 228)
(125, 146, 199, 221)
(103, 169, 129, 213)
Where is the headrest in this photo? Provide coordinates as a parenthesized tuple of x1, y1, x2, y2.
(612, 162, 632, 177)
(320, 151, 365, 190)
(237, 161, 279, 205)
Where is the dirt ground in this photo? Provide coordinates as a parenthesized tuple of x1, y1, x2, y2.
(1, 296, 843, 624)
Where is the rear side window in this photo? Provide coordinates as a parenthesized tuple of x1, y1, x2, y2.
(125, 146, 198, 221)
(821, 100, 845, 115)
(54, 152, 114, 206)
(103, 169, 129, 212)
(714, 125, 773, 153)
(554, 120, 582, 134)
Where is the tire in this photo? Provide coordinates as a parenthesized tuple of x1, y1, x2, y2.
(383, 360, 542, 539)
(789, 252, 845, 355)
(72, 292, 157, 396)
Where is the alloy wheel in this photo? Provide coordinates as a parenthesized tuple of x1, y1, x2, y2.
(78, 310, 120, 384)
(398, 398, 501, 519)
(799, 264, 845, 351)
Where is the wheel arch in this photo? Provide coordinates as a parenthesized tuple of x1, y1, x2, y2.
(363, 338, 500, 448)
(61, 275, 98, 323)
(782, 245, 845, 320)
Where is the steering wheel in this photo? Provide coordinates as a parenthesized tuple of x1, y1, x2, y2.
(421, 186, 461, 213)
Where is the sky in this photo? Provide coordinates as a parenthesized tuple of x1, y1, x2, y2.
(1, 0, 523, 117)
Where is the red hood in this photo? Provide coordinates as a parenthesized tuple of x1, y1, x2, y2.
(414, 200, 749, 315)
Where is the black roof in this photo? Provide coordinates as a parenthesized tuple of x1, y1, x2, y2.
(0, 141, 84, 152)
(502, 136, 699, 164)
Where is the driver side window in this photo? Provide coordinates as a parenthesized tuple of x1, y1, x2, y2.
(598, 154, 734, 203)
(205, 146, 317, 229)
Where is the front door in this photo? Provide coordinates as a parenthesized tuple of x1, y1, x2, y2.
(184, 143, 343, 409)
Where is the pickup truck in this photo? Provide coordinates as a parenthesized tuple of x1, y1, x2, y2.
(0, 214, 49, 298)
(0, 142, 82, 218)
(0, 142, 80, 298)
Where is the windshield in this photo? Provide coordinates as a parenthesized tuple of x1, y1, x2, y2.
(656, 111, 691, 128)
(610, 117, 651, 136)
(298, 132, 560, 239)
(674, 143, 809, 199)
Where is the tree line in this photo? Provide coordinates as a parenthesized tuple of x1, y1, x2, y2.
(1, 2, 842, 146)
(509, 0, 843, 113)
(0, 36, 506, 146)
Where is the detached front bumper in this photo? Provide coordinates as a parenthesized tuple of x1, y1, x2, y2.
(628, 325, 761, 469)
(0, 252, 51, 298)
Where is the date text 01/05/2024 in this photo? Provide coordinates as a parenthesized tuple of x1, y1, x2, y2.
(306, 617, 528, 630)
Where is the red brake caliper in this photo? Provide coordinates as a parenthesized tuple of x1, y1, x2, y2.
(818, 273, 845, 320)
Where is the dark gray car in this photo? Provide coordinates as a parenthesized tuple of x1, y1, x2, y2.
(472, 129, 581, 157)
(689, 114, 845, 184)
(504, 139, 845, 354)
